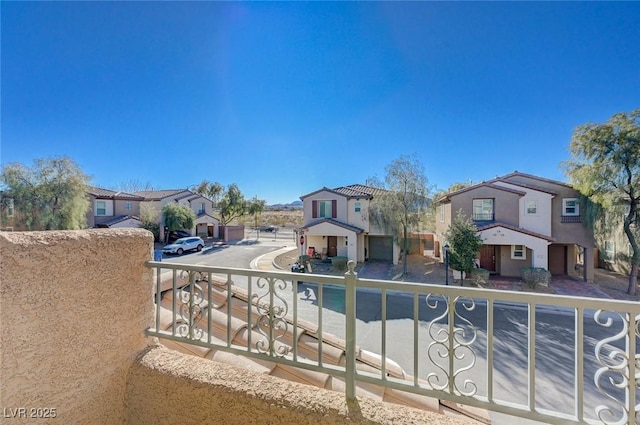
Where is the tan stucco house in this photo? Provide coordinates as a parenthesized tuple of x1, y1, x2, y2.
(86, 186, 144, 229)
(134, 189, 219, 241)
(298, 184, 399, 264)
(434, 172, 595, 282)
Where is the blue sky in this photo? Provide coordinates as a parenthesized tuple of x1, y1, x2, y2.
(2, 2, 639, 205)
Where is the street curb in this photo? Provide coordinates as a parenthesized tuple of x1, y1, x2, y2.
(250, 247, 297, 271)
(272, 247, 298, 270)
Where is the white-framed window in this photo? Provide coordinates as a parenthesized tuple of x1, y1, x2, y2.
(473, 199, 494, 220)
(604, 241, 615, 262)
(439, 204, 445, 222)
(198, 202, 206, 214)
(96, 201, 106, 216)
(526, 200, 537, 214)
(125, 201, 131, 211)
(318, 200, 333, 218)
(563, 198, 579, 216)
(354, 202, 361, 213)
(511, 244, 526, 260)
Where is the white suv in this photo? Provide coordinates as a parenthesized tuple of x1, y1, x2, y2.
(163, 237, 205, 255)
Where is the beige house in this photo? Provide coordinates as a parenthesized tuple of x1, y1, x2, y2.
(134, 189, 219, 241)
(298, 185, 399, 264)
(86, 186, 144, 228)
(434, 172, 595, 282)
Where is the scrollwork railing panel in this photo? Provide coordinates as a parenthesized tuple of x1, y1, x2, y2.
(253, 276, 290, 358)
(176, 270, 206, 341)
(425, 294, 478, 397)
(593, 310, 639, 425)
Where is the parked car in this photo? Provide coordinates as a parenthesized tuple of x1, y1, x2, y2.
(261, 226, 278, 233)
(163, 237, 205, 255)
(168, 230, 191, 243)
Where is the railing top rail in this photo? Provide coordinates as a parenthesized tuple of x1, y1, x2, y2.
(356, 276, 640, 311)
(146, 261, 640, 312)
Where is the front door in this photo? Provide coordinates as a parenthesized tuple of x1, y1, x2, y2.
(548, 244, 567, 275)
(327, 236, 338, 257)
(479, 245, 496, 272)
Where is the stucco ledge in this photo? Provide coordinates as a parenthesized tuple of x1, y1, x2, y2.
(125, 345, 471, 425)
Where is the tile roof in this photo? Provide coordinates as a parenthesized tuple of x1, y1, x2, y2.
(300, 184, 386, 200)
(436, 182, 526, 203)
(436, 171, 571, 204)
(302, 218, 365, 234)
(94, 215, 141, 227)
(133, 189, 189, 200)
(488, 178, 558, 196)
(476, 221, 556, 242)
(87, 186, 145, 200)
(151, 272, 488, 422)
(333, 184, 386, 199)
(499, 171, 573, 188)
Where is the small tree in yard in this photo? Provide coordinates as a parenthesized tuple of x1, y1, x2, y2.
(140, 203, 160, 241)
(162, 203, 195, 235)
(218, 183, 248, 225)
(369, 154, 431, 276)
(247, 196, 266, 239)
(444, 210, 483, 282)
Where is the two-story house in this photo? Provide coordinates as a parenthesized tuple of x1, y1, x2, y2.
(434, 172, 595, 282)
(298, 184, 399, 264)
(86, 186, 145, 228)
(134, 189, 219, 241)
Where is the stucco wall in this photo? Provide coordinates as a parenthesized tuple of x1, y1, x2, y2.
(126, 345, 470, 425)
(0, 229, 154, 424)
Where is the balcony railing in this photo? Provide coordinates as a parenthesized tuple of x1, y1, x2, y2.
(146, 260, 639, 425)
(561, 215, 583, 223)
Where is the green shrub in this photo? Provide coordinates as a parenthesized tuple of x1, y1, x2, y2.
(520, 267, 551, 288)
(331, 256, 348, 271)
(142, 222, 160, 241)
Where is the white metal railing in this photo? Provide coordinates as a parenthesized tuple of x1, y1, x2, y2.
(145, 260, 639, 425)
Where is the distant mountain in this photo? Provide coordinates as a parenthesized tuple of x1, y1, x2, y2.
(267, 200, 302, 209)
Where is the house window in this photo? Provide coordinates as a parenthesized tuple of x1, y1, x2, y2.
(526, 200, 537, 214)
(318, 200, 333, 218)
(439, 204, 445, 222)
(354, 202, 361, 213)
(473, 199, 494, 220)
(96, 201, 106, 216)
(511, 245, 526, 260)
(198, 202, 206, 214)
(604, 241, 615, 262)
(125, 201, 131, 211)
(563, 198, 579, 216)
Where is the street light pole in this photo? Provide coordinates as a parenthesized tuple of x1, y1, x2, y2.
(444, 243, 449, 286)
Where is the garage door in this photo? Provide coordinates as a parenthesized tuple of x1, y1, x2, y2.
(369, 236, 394, 261)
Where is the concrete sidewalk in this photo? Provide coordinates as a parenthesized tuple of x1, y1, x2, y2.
(250, 250, 621, 300)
